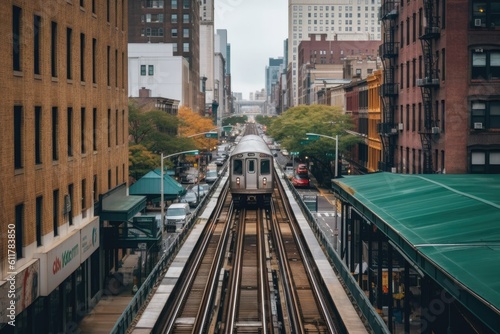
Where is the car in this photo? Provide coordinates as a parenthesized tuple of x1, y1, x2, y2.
(165, 203, 191, 232)
(205, 169, 219, 183)
(190, 184, 208, 198)
(214, 157, 226, 166)
(284, 166, 295, 179)
(292, 173, 310, 188)
(296, 163, 308, 175)
(179, 190, 199, 208)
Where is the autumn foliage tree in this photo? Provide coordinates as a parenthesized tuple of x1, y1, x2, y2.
(178, 105, 218, 152)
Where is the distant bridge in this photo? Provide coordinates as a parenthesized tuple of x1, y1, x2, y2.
(234, 99, 275, 115)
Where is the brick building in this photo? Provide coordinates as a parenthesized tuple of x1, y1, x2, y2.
(379, 0, 500, 174)
(0, 1, 143, 332)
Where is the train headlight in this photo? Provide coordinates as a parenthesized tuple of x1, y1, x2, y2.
(262, 177, 267, 186)
(236, 177, 240, 186)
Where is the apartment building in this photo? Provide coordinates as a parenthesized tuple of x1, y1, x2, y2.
(288, 0, 382, 107)
(0, 1, 139, 332)
(379, 0, 500, 174)
(128, 0, 203, 113)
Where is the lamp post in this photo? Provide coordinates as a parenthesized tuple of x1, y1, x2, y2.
(306, 133, 339, 178)
(160, 149, 198, 238)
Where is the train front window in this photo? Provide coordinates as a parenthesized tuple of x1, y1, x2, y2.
(248, 160, 255, 173)
(261, 160, 270, 174)
(233, 160, 243, 174)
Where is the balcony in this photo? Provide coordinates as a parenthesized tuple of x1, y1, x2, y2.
(379, 1, 398, 21)
(380, 83, 399, 97)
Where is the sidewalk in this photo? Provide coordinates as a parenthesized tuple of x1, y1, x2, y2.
(78, 254, 139, 334)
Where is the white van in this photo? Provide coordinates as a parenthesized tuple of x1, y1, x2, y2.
(165, 203, 190, 232)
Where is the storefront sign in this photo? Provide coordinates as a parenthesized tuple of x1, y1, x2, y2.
(35, 231, 81, 296)
(0, 260, 40, 323)
(81, 217, 99, 262)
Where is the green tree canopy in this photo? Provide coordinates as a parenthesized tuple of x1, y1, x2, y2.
(267, 104, 363, 179)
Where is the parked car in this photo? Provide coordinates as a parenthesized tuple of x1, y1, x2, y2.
(165, 203, 191, 232)
(284, 166, 295, 179)
(179, 190, 199, 208)
(190, 184, 209, 198)
(296, 163, 308, 175)
(292, 173, 310, 188)
(214, 157, 226, 166)
(205, 169, 219, 183)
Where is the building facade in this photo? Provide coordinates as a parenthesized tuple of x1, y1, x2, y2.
(288, 0, 382, 107)
(128, 0, 202, 113)
(0, 1, 132, 332)
(379, 0, 500, 174)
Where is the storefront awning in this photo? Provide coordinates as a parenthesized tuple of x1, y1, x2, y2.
(99, 183, 146, 222)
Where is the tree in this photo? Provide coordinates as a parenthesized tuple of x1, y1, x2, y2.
(178, 105, 217, 151)
(129, 144, 160, 180)
(267, 104, 362, 182)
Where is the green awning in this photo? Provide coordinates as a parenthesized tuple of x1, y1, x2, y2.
(99, 183, 147, 222)
(129, 169, 186, 201)
(332, 173, 500, 331)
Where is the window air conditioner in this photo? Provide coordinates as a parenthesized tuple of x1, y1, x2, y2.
(431, 127, 440, 134)
(475, 19, 482, 27)
(398, 123, 404, 130)
(473, 122, 483, 129)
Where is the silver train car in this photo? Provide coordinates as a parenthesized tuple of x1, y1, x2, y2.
(229, 134, 274, 207)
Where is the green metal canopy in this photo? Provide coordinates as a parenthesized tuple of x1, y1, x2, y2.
(332, 172, 500, 332)
(129, 169, 186, 201)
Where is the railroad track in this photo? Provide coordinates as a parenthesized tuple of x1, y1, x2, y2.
(157, 173, 342, 333)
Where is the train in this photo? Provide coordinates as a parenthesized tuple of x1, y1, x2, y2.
(229, 134, 274, 207)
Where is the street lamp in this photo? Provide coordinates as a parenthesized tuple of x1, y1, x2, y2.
(160, 149, 198, 238)
(306, 132, 339, 178)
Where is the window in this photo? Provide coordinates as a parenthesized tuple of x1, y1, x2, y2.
(52, 107, 59, 161)
(107, 46, 110, 86)
(233, 160, 243, 174)
(82, 179, 87, 210)
(145, 0, 164, 8)
(471, 151, 500, 173)
(183, 28, 189, 38)
(34, 15, 41, 75)
(261, 160, 271, 174)
(14, 106, 23, 169)
(472, 50, 500, 80)
(66, 28, 72, 80)
(92, 38, 97, 83)
(68, 184, 74, 225)
(53, 189, 59, 236)
(51, 22, 58, 77)
(148, 65, 154, 75)
(81, 107, 86, 154)
(471, 101, 500, 129)
(36, 196, 43, 246)
(13, 6, 21, 71)
(171, 14, 177, 23)
(68, 107, 73, 157)
(107, 0, 110, 22)
(183, 14, 190, 23)
(183, 42, 189, 52)
(140, 64, 146, 75)
(35, 106, 42, 164)
(15, 204, 24, 259)
(183, 0, 189, 9)
(107, 109, 111, 147)
(471, 0, 500, 28)
(248, 160, 255, 173)
(115, 109, 118, 145)
(171, 28, 178, 37)
(172, 0, 177, 9)
(80, 33, 85, 81)
(93, 108, 97, 151)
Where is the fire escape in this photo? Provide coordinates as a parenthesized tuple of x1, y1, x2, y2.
(378, 0, 399, 172)
(417, 0, 441, 173)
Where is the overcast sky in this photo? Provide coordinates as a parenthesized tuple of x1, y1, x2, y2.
(214, 0, 288, 100)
